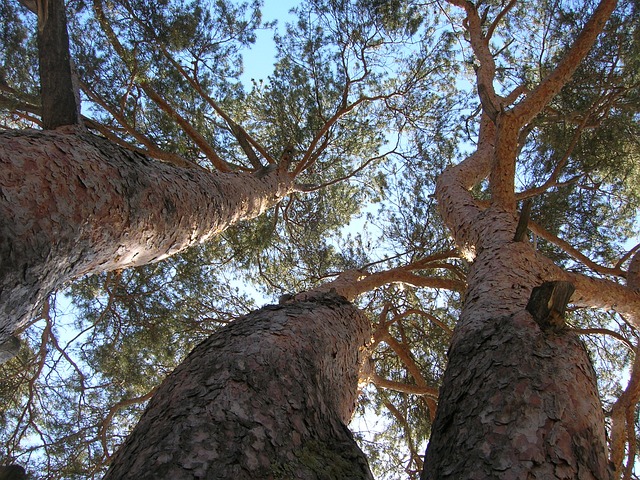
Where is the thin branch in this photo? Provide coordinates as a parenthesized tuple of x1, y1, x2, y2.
(528, 220, 624, 277)
(379, 331, 433, 394)
(404, 249, 462, 269)
(81, 82, 200, 169)
(293, 90, 401, 176)
(98, 387, 158, 459)
(381, 398, 426, 472)
(0, 93, 41, 116)
(617, 244, 640, 272)
(371, 374, 438, 397)
(157, 45, 274, 168)
(609, 345, 640, 475)
(486, 0, 517, 44)
(91, 0, 230, 171)
(141, 84, 230, 172)
(301, 150, 390, 192)
(518, 116, 590, 199)
(399, 308, 454, 336)
(571, 327, 635, 351)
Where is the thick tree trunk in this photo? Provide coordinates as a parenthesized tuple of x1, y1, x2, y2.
(422, 314, 610, 479)
(0, 129, 293, 341)
(103, 291, 373, 480)
(422, 245, 612, 479)
(422, 249, 611, 480)
(421, 1, 621, 472)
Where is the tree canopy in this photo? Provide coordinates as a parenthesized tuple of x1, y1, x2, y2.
(1, 0, 639, 478)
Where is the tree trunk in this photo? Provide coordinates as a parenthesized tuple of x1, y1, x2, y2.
(421, 1, 621, 473)
(421, 243, 612, 479)
(103, 291, 373, 480)
(37, 0, 81, 129)
(423, 124, 616, 475)
(0, 129, 293, 341)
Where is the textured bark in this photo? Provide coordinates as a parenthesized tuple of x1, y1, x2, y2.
(423, 0, 619, 469)
(0, 128, 293, 341)
(37, 0, 80, 129)
(422, 241, 612, 479)
(104, 292, 373, 480)
(422, 310, 611, 479)
(609, 349, 640, 475)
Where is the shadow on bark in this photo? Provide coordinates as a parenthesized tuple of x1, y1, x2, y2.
(104, 291, 374, 479)
(422, 310, 612, 479)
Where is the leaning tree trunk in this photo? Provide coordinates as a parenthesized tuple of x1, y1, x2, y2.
(103, 291, 373, 480)
(0, 129, 293, 342)
(0, 0, 296, 355)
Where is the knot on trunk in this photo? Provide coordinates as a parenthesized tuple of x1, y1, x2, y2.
(628, 250, 640, 292)
(526, 281, 575, 331)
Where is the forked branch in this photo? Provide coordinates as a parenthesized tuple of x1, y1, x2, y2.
(609, 346, 640, 477)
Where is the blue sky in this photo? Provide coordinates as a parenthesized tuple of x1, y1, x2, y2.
(240, 0, 299, 84)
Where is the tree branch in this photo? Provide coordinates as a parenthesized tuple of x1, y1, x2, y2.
(609, 345, 640, 475)
(435, 114, 496, 256)
(91, 0, 230, 172)
(511, 0, 618, 126)
(570, 327, 635, 351)
(377, 329, 436, 397)
(371, 374, 438, 397)
(137, 84, 230, 171)
(81, 82, 201, 169)
(157, 45, 275, 168)
(448, 0, 501, 121)
(98, 387, 158, 459)
(381, 398, 426, 471)
(528, 220, 624, 277)
(566, 271, 640, 327)
(486, 0, 517, 41)
(302, 148, 393, 192)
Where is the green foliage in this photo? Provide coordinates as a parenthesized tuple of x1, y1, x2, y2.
(0, 0, 39, 127)
(0, 0, 639, 478)
(0, 244, 258, 477)
(518, 1, 640, 268)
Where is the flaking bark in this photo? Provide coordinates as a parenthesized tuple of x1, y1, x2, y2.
(423, 1, 621, 476)
(422, 242, 611, 479)
(104, 291, 373, 480)
(0, 129, 294, 342)
(422, 309, 611, 479)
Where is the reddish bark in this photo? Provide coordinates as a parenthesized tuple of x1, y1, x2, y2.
(423, 313, 610, 479)
(421, 243, 612, 479)
(103, 292, 373, 479)
(422, 1, 623, 476)
(0, 128, 294, 341)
